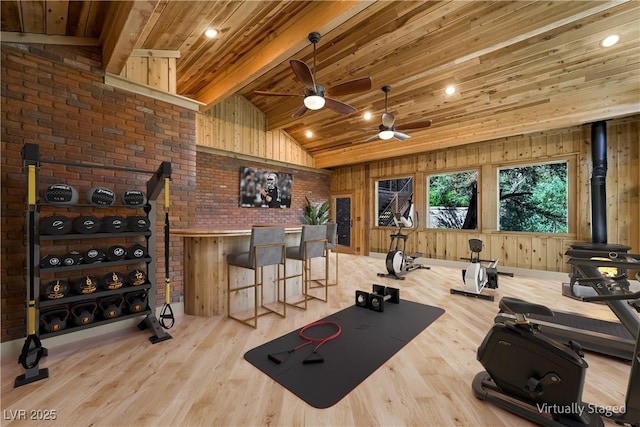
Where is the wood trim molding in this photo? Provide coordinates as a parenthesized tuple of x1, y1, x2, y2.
(104, 73, 205, 111)
(196, 145, 332, 175)
(0, 31, 100, 46)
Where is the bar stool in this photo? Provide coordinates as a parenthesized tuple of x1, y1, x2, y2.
(326, 223, 339, 286)
(285, 224, 328, 310)
(227, 226, 286, 328)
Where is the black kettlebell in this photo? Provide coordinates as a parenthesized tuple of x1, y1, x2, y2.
(71, 301, 97, 326)
(98, 295, 124, 319)
(124, 291, 148, 313)
(41, 307, 69, 333)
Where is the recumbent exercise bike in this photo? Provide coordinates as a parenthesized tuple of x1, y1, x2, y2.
(472, 258, 640, 427)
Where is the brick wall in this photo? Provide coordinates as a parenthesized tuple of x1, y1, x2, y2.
(1, 43, 197, 342)
(196, 151, 331, 227)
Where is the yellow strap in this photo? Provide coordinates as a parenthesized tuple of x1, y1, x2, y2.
(164, 178, 170, 211)
(28, 165, 36, 205)
(165, 278, 171, 305)
(27, 301, 36, 335)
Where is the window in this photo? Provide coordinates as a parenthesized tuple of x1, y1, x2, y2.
(498, 161, 568, 233)
(375, 177, 413, 226)
(427, 170, 478, 229)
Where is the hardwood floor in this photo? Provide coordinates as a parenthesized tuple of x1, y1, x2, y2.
(1, 254, 634, 426)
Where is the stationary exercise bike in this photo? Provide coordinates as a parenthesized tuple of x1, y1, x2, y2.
(450, 238, 513, 301)
(377, 201, 429, 280)
(473, 291, 640, 426)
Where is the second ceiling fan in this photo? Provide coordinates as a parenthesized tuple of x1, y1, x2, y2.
(366, 85, 433, 141)
(254, 32, 372, 117)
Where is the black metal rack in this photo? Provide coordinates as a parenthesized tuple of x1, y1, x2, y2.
(15, 143, 172, 388)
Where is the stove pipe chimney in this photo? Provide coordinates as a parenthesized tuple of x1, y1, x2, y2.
(590, 121, 607, 244)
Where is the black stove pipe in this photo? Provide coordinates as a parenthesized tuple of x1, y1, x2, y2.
(590, 121, 607, 244)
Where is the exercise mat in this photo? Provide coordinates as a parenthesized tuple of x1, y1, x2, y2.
(244, 299, 445, 408)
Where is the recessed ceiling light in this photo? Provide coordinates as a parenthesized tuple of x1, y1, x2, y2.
(205, 28, 219, 39)
(601, 34, 619, 47)
(445, 85, 456, 95)
(305, 130, 313, 138)
(363, 111, 372, 121)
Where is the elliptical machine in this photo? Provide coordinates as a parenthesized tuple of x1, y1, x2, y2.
(450, 239, 513, 301)
(473, 289, 640, 426)
(377, 199, 429, 280)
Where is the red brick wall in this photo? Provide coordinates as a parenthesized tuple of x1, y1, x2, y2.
(196, 151, 331, 226)
(1, 43, 196, 342)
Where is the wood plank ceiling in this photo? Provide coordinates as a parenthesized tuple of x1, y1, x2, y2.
(2, 1, 639, 168)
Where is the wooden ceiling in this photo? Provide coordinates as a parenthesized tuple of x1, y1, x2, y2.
(2, 1, 639, 168)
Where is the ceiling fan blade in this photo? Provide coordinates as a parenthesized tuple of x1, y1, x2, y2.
(394, 131, 411, 141)
(396, 119, 433, 131)
(381, 112, 395, 128)
(254, 90, 303, 97)
(365, 133, 380, 142)
(290, 59, 316, 92)
(324, 97, 357, 115)
(327, 76, 372, 97)
(292, 104, 308, 117)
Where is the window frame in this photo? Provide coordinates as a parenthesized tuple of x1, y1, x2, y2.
(425, 168, 480, 230)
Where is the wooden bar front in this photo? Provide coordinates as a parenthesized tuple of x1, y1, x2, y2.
(174, 227, 303, 317)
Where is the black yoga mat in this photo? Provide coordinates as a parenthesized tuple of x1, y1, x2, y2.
(244, 299, 445, 408)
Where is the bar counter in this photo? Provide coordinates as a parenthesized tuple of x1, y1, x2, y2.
(173, 226, 303, 316)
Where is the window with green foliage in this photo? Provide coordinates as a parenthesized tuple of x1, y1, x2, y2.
(427, 170, 478, 229)
(498, 161, 568, 233)
(375, 177, 413, 227)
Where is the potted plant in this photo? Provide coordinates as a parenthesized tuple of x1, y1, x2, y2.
(304, 196, 329, 225)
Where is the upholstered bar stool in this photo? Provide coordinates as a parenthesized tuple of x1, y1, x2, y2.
(285, 224, 328, 310)
(227, 226, 286, 328)
(326, 223, 339, 286)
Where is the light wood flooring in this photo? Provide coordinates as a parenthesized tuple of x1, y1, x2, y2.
(1, 254, 635, 427)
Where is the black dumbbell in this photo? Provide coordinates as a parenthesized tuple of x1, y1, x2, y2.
(355, 284, 400, 312)
(40, 254, 62, 269)
(103, 216, 126, 233)
(84, 248, 106, 264)
(105, 245, 127, 262)
(73, 215, 101, 234)
(40, 215, 73, 235)
(126, 243, 148, 260)
(61, 250, 83, 266)
(126, 215, 151, 232)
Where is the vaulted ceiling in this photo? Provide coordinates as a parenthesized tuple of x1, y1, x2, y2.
(2, 1, 639, 168)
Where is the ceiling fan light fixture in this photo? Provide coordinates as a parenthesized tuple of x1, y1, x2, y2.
(379, 130, 394, 140)
(304, 95, 325, 110)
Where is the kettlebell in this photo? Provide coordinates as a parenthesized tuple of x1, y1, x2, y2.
(41, 306, 69, 333)
(71, 301, 97, 326)
(124, 291, 148, 313)
(98, 295, 124, 319)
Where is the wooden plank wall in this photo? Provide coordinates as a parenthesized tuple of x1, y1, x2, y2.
(331, 115, 639, 273)
(196, 95, 315, 167)
(119, 50, 179, 94)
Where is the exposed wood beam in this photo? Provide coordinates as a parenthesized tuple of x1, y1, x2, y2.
(101, 0, 159, 75)
(0, 31, 99, 46)
(195, 0, 374, 111)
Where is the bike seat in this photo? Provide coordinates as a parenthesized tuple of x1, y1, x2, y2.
(499, 297, 554, 317)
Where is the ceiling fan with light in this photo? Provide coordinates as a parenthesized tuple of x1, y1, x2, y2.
(366, 85, 433, 141)
(254, 32, 372, 117)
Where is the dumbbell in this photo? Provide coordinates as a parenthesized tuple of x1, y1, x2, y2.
(84, 248, 106, 264)
(61, 250, 83, 266)
(126, 215, 151, 232)
(40, 215, 73, 235)
(103, 215, 126, 233)
(126, 243, 148, 260)
(355, 284, 400, 312)
(73, 215, 101, 234)
(105, 245, 127, 262)
(40, 254, 62, 269)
